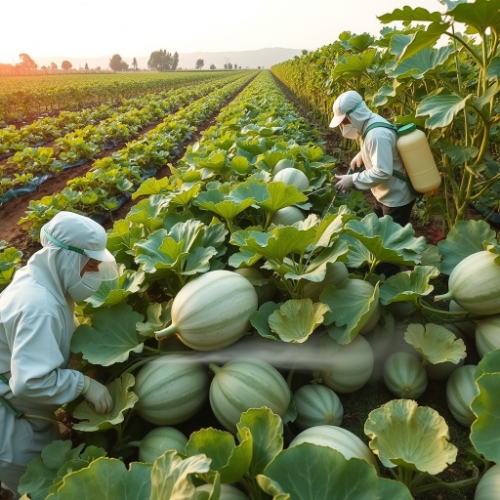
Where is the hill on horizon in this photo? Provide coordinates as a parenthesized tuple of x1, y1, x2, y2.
(30, 47, 304, 71)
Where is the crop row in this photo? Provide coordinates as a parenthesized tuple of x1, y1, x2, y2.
(19, 73, 256, 238)
(0, 71, 245, 123)
(0, 74, 244, 203)
(0, 73, 233, 158)
(272, 2, 500, 229)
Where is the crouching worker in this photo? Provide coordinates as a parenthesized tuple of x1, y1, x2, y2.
(0, 211, 118, 498)
(330, 90, 416, 276)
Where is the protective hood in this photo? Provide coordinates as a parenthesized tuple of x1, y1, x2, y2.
(27, 211, 114, 306)
(329, 90, 374, 134)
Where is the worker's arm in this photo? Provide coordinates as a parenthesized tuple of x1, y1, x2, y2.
(351, 136, 393, 189)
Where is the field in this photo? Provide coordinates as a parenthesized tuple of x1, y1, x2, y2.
(1, 2, 500, 499)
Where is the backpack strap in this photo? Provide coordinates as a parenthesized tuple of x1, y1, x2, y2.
(362, 122, 398, 139)
(392, 171, 422, 198)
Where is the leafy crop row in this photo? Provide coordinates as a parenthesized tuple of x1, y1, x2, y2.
(272, 0, 500, 230)
(19, 73, 256, 238)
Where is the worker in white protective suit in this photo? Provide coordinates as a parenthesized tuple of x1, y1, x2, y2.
(331, 90, 416, 227)
(0, 211, 118, 498)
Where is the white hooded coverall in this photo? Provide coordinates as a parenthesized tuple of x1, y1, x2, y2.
(0, 214, 106, 495)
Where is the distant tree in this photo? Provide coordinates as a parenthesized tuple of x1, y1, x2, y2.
(227, 62, 233, 70)
(210, 64, 216, 70)
(195, 58, 204, 70)
(224, 64, 227, 70)
(172, 52, 179, 71)
(132, 57, 138, 72)
(148, 50, 175, 71)
(121, 60, 129, 71)
(233, 63, 237, 69)
(18, 53, 37, 71)
(257, 66, 261, 70)
(96, 66, 101, 71)
(50, 62, 58, 70)
(61, 60, 72, 70)
(110, 54, 125, 72)
(84, 63, 89, 71)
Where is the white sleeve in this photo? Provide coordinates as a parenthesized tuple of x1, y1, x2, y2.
(351, 136, 393, 190)
(8, 313, 85, 405)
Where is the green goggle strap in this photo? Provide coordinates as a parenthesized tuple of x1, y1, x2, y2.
(43, 229, 85, 255)
(345, 100, 363, 116)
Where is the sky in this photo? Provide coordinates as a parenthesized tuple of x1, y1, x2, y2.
(0, 0, 447, 63)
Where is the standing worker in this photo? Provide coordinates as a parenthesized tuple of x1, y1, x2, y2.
(0, 211, 118, 498)
(331, 90, 416, 227)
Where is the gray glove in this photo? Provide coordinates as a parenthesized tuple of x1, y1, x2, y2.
(335, 174, 354, 192)
(82, 376, 113, 414)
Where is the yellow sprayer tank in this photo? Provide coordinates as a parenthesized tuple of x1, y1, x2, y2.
(396, 128, 441, 193)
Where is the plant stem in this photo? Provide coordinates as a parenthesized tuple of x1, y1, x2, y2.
(413, 466, 480, 495)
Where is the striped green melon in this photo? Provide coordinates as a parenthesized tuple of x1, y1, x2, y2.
(130, 427, 188, 463)
(273, 167, 309, 192)
(270, 206, 305, 226)
(196, 484, 248, 499)
(289, 425, 379, 471)
(273, 158, 295, 174)
(293, 385, 344, 429)
(446, 364, 479, 427)
(320, 334, 374, 393)
(383, 352, 427, 399)
(209, 358, 291, 432)
(155, 270, 258, 351)
(475, 463, 500, 500)
(234, 267, 276, 305)
(135, 355, 209, 425)
(435, 251, 500, 315)
(475, 315, 500, 358)
(302, 262, 349, 302)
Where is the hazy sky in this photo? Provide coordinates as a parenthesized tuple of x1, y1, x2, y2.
(0, 0, 447, 62)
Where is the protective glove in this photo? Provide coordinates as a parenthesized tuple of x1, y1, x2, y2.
(350, 152, 363, 170)
(82, 376, 113, 414)
(335, 174, 354, 193)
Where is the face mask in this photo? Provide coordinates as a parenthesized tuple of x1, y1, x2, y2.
(341, 124, 359, 140)
(67, 272, 103, 302)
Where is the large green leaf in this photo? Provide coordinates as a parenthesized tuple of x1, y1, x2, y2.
(71, 304, 144, 366)
(127, 194, 170, 232)
(486, 57, 500, 80)
(474, 81, 500, 110)
(19, 441, 106, 500)
(230, 224, 317, 265)
(257, 182, 308, 213)
(397, 22, 451, 64)
(150, 451, 211, 500)
(250, 301, 282, 341)
(46, 458, 151, 500)
(437, 220, 496, 274)
(416, 90, 470, 129)
(107, 220, 146, 267)
(268, 299, 330, 343)
(136, 301, 172, 338)
(236, 407, 284, 476)
(439, 142, 478, 167)
(389, 45, 455, 79)
(364, 399, 457, 474)
(84, 264, 146, 310)
(257, 443, 412, 499)
(347, 33, 376, 52)
(321, 280, 380, 345)
(73, 373, 139, 432)
(404, 323, 466, 365)
(135, 219, 217, 275)
(471, 350, 500, 463)
(132, 177, 175, 199)
(184, 427, 252, 484)
(345, 214, 426, 266)
(449, 0, 500, 33)
(378, 6, 443, 23)
(379, 266, 440, 305)
(332, 49, 378, 78)
(195, 189, 255, 222)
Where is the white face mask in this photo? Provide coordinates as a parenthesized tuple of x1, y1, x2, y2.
(341, 124, 359, 140)
(67, 272, 103, 302)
